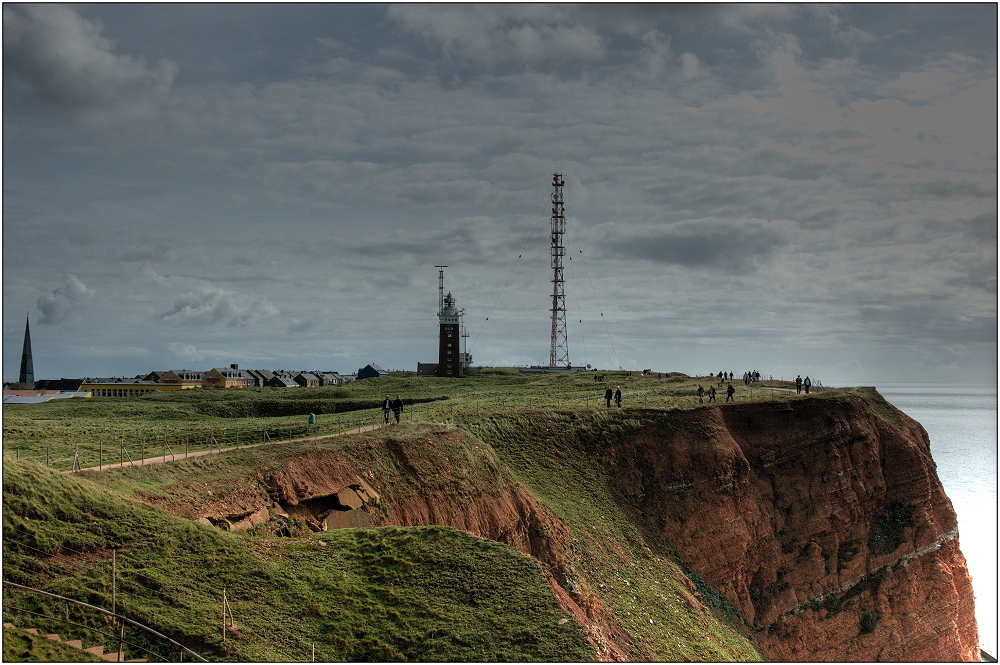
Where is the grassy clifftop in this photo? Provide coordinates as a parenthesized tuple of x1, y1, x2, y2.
(4, 371, 847, 661)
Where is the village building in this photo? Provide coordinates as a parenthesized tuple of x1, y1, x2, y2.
(159, 370, 205, 387)
(202, 366, 255, 389)
(357, 364, 388, 380)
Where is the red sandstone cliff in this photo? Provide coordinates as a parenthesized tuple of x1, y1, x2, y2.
(143, 391, 979, 662)
(605, 393, 979, 661)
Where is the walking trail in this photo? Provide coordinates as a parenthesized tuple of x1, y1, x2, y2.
(69, 422, 388, 474)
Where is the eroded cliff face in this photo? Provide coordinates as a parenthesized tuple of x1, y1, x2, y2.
(605, 393, 979, 661)
(136, 391, 979, 662)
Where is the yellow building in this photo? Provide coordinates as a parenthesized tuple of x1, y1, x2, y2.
(81, 378, 196, 398)
(159, 370, 205, 387)
(202, 367, 254, 389)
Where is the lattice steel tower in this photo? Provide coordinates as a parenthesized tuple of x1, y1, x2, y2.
(549, 174, 570, 367)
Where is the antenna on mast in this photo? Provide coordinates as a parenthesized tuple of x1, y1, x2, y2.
(549, 174, 569, 368)
(434, 265, 448, 314)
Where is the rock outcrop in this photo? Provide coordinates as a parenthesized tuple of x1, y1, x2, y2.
(602, 393, 979, 661)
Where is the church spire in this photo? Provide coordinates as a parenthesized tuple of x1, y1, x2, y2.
(19, 313, 34, 389)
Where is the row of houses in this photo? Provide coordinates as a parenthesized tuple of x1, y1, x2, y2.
(7, 364, 394, 402)
(25, 365, 361, 399)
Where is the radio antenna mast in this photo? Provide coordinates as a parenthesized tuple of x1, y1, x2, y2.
(549, 174, 569, 368)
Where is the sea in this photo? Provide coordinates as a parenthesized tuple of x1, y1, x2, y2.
(876, 383, 997, 658)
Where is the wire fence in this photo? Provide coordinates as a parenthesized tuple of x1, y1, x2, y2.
(3, 527, 331, 662)
(2, 580, 208, 662)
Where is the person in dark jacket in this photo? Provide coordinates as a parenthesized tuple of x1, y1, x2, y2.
(614, 386, 623, 408)
(697, 385, 705, 403)
(391, 395, 404, 423)
(604, 386, 613, 407)
(726, 383, 736, 402)
(382, 395, 392, 424)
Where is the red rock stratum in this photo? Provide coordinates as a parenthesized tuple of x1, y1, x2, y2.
(135, 389, 979, 661)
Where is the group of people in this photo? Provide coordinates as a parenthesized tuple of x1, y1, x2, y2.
(382, 395, 405, 423)
(795, 375, 813, 394)
(604, 385, 623, 407)
(696, 382, 737, 403)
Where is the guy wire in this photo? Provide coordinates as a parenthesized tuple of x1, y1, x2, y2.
(469, 208, 547, 354)
(569, 220, 622, 371)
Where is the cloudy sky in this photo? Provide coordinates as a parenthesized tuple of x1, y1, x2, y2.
(3, 3, 996, 384)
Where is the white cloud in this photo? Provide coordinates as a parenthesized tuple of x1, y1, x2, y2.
(36, 274, 96, 325)
(387, 4, 605, 64)
(160, 286, 280, 328)
(167, 342, 205, 362)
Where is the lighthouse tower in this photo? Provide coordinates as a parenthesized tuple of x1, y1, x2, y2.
(435, 266, 468, 377)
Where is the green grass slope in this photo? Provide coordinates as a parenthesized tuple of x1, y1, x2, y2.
(461, 410, 761, 661)
(2, 627, 106, 662)
(75, 416, 762, 660)
(3, 372, 846, 661)
(3, 459, 591, 662)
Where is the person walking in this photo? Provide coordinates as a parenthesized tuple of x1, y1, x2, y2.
(382, 394, 392, 424)
(697, 385, 705, 403)
(708, 385, 716, 402)
(795, 375, 803, 394)
(726, 383, 735, 402)
(614, 386, 623, 408)
(391, 395, 404, 423)
(803, 376, 811, 394)
(604, 386, 613, 408)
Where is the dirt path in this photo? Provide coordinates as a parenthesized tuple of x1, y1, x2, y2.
(69, 423, 388, 474)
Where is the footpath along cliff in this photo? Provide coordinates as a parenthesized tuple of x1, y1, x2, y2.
(130, 388, 979, 661)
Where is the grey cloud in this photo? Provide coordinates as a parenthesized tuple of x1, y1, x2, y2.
(84, 184, 165, 202)
(799, 208, 843, 230)
(963, 213, 999, 243)
(3, 4, 176, 113)
(857, 301, 997, 345)
(37, 274, 96, 325)
(601, 220, 787, 274)
(907, 179, 995, 200)
(747, 149, 843, 181)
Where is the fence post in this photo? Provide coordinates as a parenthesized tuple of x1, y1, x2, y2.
(99, 441, 102, 470)
(116, 619, 125, 664)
